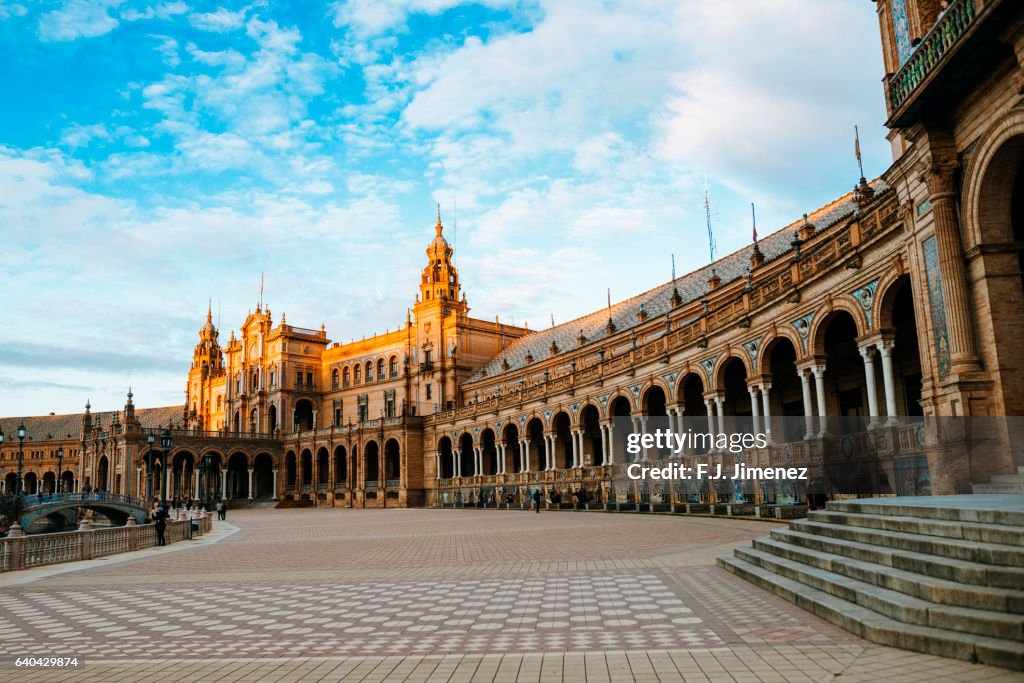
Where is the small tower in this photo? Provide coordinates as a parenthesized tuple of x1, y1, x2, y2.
(185, 304, 225, 430)
(419, 206, 464, 307)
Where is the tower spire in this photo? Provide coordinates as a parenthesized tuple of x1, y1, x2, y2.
(436, 202, 443, 236)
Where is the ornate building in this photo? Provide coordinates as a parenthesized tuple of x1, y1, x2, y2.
(2, 0, 1022, 510)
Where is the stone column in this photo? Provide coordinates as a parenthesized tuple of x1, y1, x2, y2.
(713, 395, 725, 442)
(877, 339, 899, 426)
(570, 430, 580, 467)
(859, 345, 881, 428)
(271, 469, 278, 499)
(800, 369, 815, 440)
(454, 449, 461, 478)
(247, 468, 254, 500)
(759, 383, 772, 443)
(606, 423, 616, 464)
(220, 469, 227, 501)
(811, 364, 828, 437)
(921, 155, 979, 373)
(435, 453, 441, 480)
(748, 386, 761, 436)
(522, 439, 531, 472)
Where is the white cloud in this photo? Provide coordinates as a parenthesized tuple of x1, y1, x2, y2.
(152, 34, 181, 67)
(330, 0, 515, 37)
(0, 2, 28, 20)
(121, 1, 188, 22)
(189, 6, 248, 33)
(38, 0, 124, 41)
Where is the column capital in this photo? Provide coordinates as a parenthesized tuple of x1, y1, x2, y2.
(858, 344, 877, 360)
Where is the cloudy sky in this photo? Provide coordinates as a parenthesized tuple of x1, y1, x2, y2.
(0, 0, 889, 417)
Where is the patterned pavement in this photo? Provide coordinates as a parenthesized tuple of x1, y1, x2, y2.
(1, 508, 1021, 682)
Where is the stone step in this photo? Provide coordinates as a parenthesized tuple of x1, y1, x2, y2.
(752, 536, 1024, 614)
(789, 519, 1024, 566)
(970, 483, 1024, 493)
(770, 527, 1024, 589)
(807, 510, 1024, 546)
(990, 474, 1024, 484)
(826, 496, 1024, 527)
(717, 554, 1024, 671)
(739, 544, 1024, 640)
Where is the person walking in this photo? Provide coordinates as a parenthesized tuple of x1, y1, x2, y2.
(216, 500, 227, 521)
(532, 488, 542, 513)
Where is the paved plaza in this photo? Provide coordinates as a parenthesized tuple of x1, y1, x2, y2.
(0, 509, 1020, 682)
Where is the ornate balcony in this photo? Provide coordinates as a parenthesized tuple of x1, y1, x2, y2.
(887, 0, 977, 117)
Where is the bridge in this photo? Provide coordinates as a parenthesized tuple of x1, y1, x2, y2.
(18, 492, 149, 533)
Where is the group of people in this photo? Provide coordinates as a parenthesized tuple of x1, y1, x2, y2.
(150, 499, 227, 546)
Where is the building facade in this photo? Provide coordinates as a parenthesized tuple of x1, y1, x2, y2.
(2, 0, 1022, 510)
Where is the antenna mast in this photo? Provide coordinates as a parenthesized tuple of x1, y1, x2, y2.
(704, 177, 716, 262)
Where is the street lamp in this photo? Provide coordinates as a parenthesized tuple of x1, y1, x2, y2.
(145, 433, 156, 502)
(160, 429, 171, 507)
(56, 447, 64, 495)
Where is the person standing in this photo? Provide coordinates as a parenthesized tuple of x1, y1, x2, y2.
(532, 489, 542, 513)
(154, 513, 167, 546)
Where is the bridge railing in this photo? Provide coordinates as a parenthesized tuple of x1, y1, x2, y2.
(20, 492, 146, 511)
(1, 514, 214, 572)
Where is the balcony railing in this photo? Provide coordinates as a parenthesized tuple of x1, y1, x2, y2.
(888, 0, 976, 112)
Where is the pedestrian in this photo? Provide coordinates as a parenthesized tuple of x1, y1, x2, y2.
(216, 500, 226, 520)
(532, 488, 541, 513)
(154, 514, 166, 546)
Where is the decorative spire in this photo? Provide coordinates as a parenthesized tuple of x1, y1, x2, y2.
(127, 387, 133, 404)
(750, 202, 764, 269)
(436, 202, 443, 236)
(207, 299, 212, 324)
(798, 213, 816, 240)
(85, 399, 91, 413)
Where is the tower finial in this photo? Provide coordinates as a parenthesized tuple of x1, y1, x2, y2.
(207, 299, 212, 323)
(436, 202, 443, 236)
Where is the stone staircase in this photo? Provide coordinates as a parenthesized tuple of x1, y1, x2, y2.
(718, 495, 1024, 671)
(974, 467, 1024, 495)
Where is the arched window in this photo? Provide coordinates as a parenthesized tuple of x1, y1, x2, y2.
(365, 361, 373, 382)
(389, 355, 398, 378)
(376, 358, 385, 381)
(354, 364, 361, 383)
(331, 368, 339, 389)
(343, 366, 350, 387)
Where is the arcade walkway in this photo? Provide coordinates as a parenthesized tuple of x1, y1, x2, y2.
(0, 509, 1018, 682)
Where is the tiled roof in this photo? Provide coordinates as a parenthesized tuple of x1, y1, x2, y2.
(0, 406, 185, 443)
(476, 180, 888, 379)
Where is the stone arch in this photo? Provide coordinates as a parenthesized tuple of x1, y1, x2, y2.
(873, 268, 911, 332)
(479, 427, 498, 475)
(526, 417, 548, 470)
(756, 327, 803, 375)
(574, 399, 602, 425)
(437, 436, 454, 479)
(384, 438, 401, 482)
(253, 452, 275, 498)
(606, 389, 635, 414)
(712, 349, 753, 390)
(809, 301, 867, 357)
(961, 109, 1024, 252)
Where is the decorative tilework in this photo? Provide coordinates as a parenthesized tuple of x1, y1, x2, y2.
(851, 279, 879, 328)
(699, 357, 716, 381)
(742, 339, 760, 363)
(891, 0, 913, 65)
(792, 313, 814, 354)
(923, 237, 951, 378)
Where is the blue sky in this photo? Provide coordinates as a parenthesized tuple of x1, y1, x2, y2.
(0, 0, 889, 417)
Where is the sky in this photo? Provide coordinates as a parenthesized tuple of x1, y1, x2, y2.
(0, 0, 890, 417)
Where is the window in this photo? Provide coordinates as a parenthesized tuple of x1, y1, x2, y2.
(333, 399, 342, 427)
(365, 361, 373, 382)
(426, 384, 432, 400)
(376, 359, 385, 381)
(357, 394, 369, 422)
(384, 390, 396, 418)
(296, 371, 303, 387)
(389, 356, 398, 378)
(270, 371, 276, 387)
(343, 366, 350, 387)
(251, 371, 258, 390)
(306, 371, 313, 387)
(332, 368, 339, 389)
(354, 365, 362, 383)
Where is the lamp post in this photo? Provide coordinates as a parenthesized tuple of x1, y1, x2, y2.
(201, 453, 214, 511)
(55, 447, 64, 495)
(144, 433, 156, 503)
(159, 429, 171, 507)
